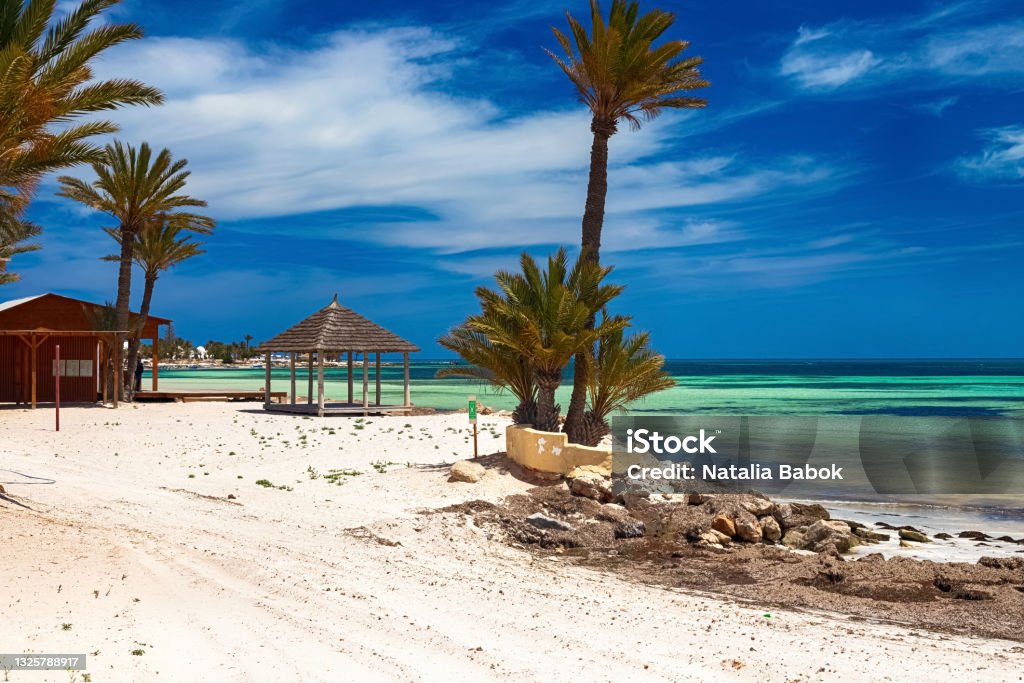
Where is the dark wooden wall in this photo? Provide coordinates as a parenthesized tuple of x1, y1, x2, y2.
(0, 334, 101, 403)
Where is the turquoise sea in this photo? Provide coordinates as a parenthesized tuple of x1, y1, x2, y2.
(149, 358, 1024, 417)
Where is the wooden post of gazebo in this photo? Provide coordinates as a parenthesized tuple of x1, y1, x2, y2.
(403, 352, 410, 407)
(317, 351, 325, 414)
(307, 353, 313, 404)
(375, 352, 381, 406)
(289, 352, 296, 405)
(361, 352, 369, 409)
(347, 351, 353, 403)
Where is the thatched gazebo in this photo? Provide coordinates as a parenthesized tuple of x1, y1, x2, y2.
(257, 295, 420, 416)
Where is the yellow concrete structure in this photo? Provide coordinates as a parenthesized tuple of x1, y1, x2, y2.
(505, 424, 612, 476)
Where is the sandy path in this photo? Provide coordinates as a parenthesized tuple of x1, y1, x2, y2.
(2, 403, 1022, 682)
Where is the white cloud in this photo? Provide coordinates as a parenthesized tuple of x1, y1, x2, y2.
(779, 10, 1024, 92)
(780, 47, 879, 89)
(955, 126, 1024, 182)
(51, 26, 842, 254)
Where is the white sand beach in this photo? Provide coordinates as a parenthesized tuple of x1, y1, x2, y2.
(2, 404, 1023, 682)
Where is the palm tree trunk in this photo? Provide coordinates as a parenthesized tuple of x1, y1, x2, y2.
(125, 271, 156, 396)
(534, 371, 562, 433)
(565, 120, 614, 444)
(114, 226, 136, 402)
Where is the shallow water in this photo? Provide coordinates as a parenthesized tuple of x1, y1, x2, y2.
(150, 358, 1024, 416)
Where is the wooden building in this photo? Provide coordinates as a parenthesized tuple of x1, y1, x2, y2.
(0, 293, 170, 408)
(257, 294, 419, 416)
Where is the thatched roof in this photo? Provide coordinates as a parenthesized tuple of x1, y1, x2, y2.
(258, 295, 419, 353)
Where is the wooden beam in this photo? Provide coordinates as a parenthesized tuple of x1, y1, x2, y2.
(347, 351, 354, 404)
(113, 337, 120, 409)
(375, 352, 381, 406)
(264, 352, 272, 406)
(307, 353, 314, 405)
(152, 337, 159, 390)
(403, 352, 410, 407)
(317, 351, 325, 413)
(30, 332, 36, 409)
(289, 352, 296, 405)
(362, 352, 369, 408)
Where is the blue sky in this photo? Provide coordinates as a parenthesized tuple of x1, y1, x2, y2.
(6, 0, 1023, 357)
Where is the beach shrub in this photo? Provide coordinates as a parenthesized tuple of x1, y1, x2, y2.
(440, 248, 623, 432)
(579, 322, 674, 446)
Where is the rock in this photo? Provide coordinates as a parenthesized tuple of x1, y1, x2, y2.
(899, 540, 913, 548)
(711, 513, 736, 538)
(709, 529, 732, 546)
(934, 532, 953, 540)
(449, 460, 485, 483)
(858, 553, 886, 563)
(759, 516, 782, 543)
(782, 528, 806, 549)
(698, 531, 724, 548)
(480, 406, 494, 415)
(775, 502, 830, 530)
(0, 484, 5, 494)
(227, 493, 237, 500)
(958, 530, 989, 540)
(734, 511, 762, 543)
(898, 529, 931, 543)
(800, 520, 860, 554)
(978, 556, 1024, 571)
(569, 472, 614, 503)
(996, 535, 1017, 543)
(853, 527, 890, 543)
(683, 492, 704, 505)
(526, 513, 573, 532)
(614, 518, 646, 539)
(621, 491, 653, 512)
(739, 496, 774, 517)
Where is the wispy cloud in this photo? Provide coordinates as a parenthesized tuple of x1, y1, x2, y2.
(955, 126, 1024, 182)
(71, 27, 842, 255)
(779, 7, 1024, 92)
(912, 95, 959, 117)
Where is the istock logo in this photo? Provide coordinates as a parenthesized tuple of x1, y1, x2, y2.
(626, 428, 717, 454)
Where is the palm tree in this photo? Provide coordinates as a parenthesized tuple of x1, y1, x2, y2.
(0, 0, 163, 277)
(0, 218, 41, 284)
(578, 321, 674, 446)
(102, 213, 212, 362)
(470, 248, 624, 431)
(546, 0, 708, 442)
(58, 143, 211, 399)
(438, 325, 538, 426)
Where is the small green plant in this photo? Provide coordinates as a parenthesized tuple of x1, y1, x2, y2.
(307, 465, 320, 480)
(371, 460, 398, 474)
(324, 469, 362, 485)
(62, 623, 72, 630)
(255, 479, 274, 487)
(130, 649, 144, 656)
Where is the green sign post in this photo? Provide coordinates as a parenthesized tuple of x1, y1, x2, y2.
(469, 395, 478, 458)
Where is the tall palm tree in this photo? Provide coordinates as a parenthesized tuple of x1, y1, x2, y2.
(58, 143, 212, 398)
(579, 321, 674, 445)
(102, 213, 212, 361)
(471, 248, 624, 431)
(546, 0, 708, 441)
(0, 0, 163, 278)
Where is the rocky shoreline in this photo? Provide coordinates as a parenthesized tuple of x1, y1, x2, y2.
(444, 467, 1024, 642)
